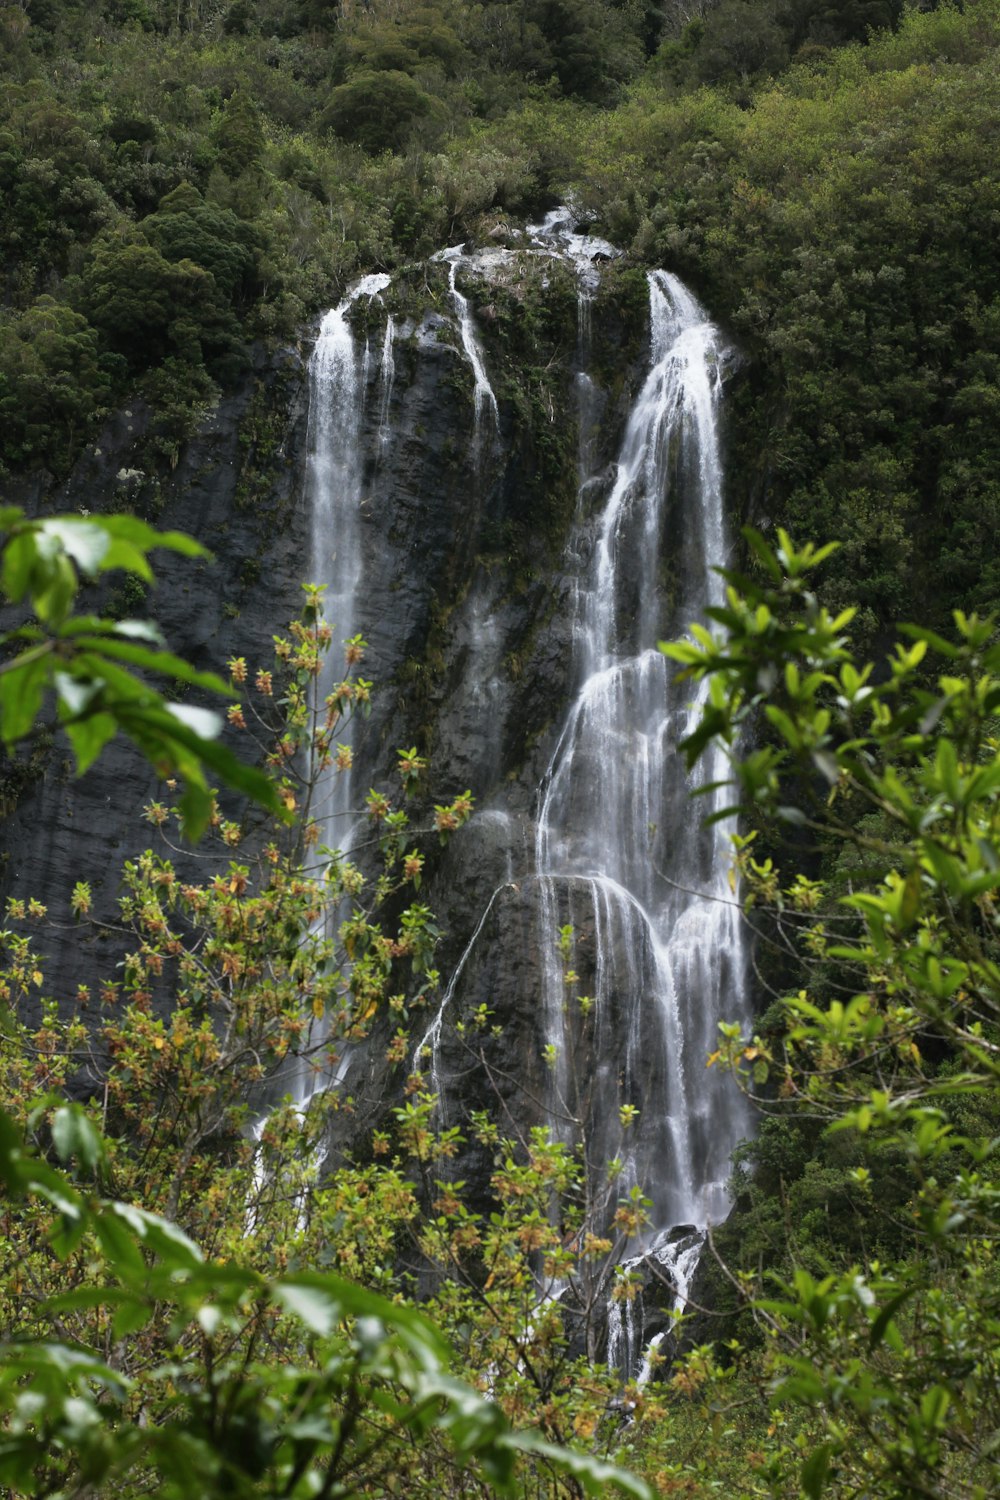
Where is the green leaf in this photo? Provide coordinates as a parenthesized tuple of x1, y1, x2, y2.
(111, 1298, 154, 1340)
(108, 1202, 203, 1268)
(165, 702, 223, 739)
(177, 780, 214, 843)
(801, 1442, 833, 1498)
(113, 619, 166, 643)
(53, 670, 100, 718)
(869, 1287, 917, 1349)
(71, 636, 233, 696)
(92, 1208, 147, 1279)
(37, 519, 111, 578)
(277, 1271, 450, 1368)
(0, 1341, 129, 1395)
(65, 712, 118, 776)
(742, 525, 784, 582)
(99, 515, 211, 560)
(0, 652, 50, 743)
(511, 1433, 653, 1499)
(119, 703, 281, 817)
(898, 623, 960, 658)
(1, 530, 39, 602)
(811, 748, 840, 785)
(51, 1106, 104, 1172)
(33, 552, 77, 626)
(273, 1281, 339, 1336)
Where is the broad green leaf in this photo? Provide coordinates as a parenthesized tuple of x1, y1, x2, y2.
(801, 1442, 833, 1498)
(0, 1341, 129, 1393)
(273, 1282, 339, 1336)
(119, 703, 282, 814)
(165, 702, 223, 739)
(37, 519, 111, 577)
(92, 1208, 147, 1278)
(176, 780, 214, 843)
(72, 636, 233, 696)
(742, 525, 785, 582)
(108, 1202, 203, 1268)
(869, 1287, 917, 1349)
(0, 652, 50, 743)
(99, 516, 211, 559)
(112, 1299, 155, 1340)
(65, 712, 118, 776)
(32, 552, 77, 626)
(510, 1433, 653, 1499)
(51, 1106, 104, 1172)
(113, 619, 166, 643)
(899, 622, 960, 656)
(53, 670, 100, 718)
(1, 530, 39, 602)
(277, 1271, 450, 1367)
(99, 537, 156, 579)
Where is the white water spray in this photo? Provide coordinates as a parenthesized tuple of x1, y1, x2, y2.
(533, 268, 753, 1260)
(251, 272, 391, 1150)
(378, 314, 396, 450)
(435, 245, 499, 435)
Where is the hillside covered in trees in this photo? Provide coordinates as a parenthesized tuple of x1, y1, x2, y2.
(3, 1, 1000, 1497)
(4, 0, 999, 646)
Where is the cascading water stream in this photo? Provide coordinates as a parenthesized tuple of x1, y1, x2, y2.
(303, 277, 389, 909)
(249, 274, 394, 1223)
(435, 245, 499, 436)
(301, 274, 393, 1105)
(308, 272, 391, 862)
(269, 232, 752, 1382)
(411, 242, 752, 1376)
(531, 269, 753, 1369)
(251, 274, 390, 1185)
(377, 315, 396, 451)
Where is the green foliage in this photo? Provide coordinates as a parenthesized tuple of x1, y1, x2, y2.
(0, 298, 112, 470)
(0, 586, 652, 1500)
(0, 506, 280, 838)
(0, 1100, 643, 1499)
(82, 231, 215, 369)
(5, 0, 990, 554)
(664, 529, 1000, 1496)
(143, 182, 258, 300)
(322, 70, 444, 154)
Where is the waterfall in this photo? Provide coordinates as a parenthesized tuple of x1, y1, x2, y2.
(378, 315, 396, 450)
(287, 231, 752, 1380)
(408, 245, 752, 1377)
(306, 273, 390, 888)
(533, 269, 752, 1256)
(605, 1227, 708, 1382)
(267, 272, 391, 1123)
(435, 245, 499, 435)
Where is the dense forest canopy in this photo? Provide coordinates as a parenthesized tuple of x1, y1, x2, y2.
(4, 0, 1000, 1495)
(2, 0, 999, 639)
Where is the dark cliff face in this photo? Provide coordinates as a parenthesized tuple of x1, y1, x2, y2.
(3, 239, 748, 1362)
(0, 248, 649, 1025)
(0, 346, 312, 1011)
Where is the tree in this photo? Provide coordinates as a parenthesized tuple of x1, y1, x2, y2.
(142, 182, 258, 302)
(662, 529, 1000, 1498)
(0, 524, 649, 1499)
(81, 231, 216, 371)
(321, 71, 444, 154)
(0, 299, 113, 472)
(0, 505, 279, 839)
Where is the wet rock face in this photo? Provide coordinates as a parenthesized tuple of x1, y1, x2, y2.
(4, 233, 757, 1378)
(2, 252, 649, 1033)
(0, 345, 313, 1016)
